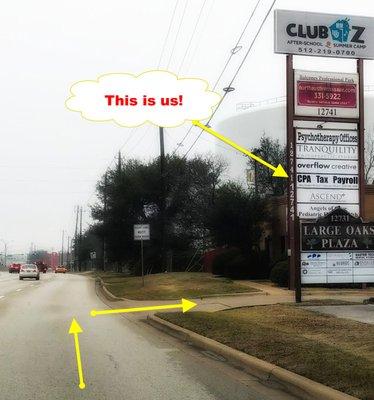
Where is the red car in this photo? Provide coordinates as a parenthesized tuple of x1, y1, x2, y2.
(8, 263, 21, 273)
(35, 261, 48, 273)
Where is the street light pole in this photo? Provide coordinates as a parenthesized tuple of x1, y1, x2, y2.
(0, 239, 11, 269)
(3, 242, 7, 269)
(61, 230, 65, 266)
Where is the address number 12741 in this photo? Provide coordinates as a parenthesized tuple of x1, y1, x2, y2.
(317, 108, 337, 117)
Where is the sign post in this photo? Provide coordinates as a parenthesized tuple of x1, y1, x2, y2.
(90, 251, 96, 271)
(134, 224, 150, 287)
(275, 9, 374, 301)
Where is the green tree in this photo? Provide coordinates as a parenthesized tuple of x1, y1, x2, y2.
(91, 154, 225, 273)
(249, 136, 287, 196)
(76, 228, 102, 270)
(208, 182, 266, 255)
(207, 182, 269, 279)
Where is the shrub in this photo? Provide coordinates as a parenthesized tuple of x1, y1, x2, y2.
(226, 254, 249, 279)
(247, 250, 271, 279)
(270, 260, 289, 287)
(212, 248, 241, 276)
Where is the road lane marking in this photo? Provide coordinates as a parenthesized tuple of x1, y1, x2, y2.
(16, 288, 22, 292)
(0, 295, 4, 300)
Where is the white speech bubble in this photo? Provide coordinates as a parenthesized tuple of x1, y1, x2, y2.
(65, 70, 221, 128)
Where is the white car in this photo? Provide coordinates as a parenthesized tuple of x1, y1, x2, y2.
(19, 264, 40, 280)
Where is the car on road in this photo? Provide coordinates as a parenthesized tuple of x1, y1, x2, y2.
(35, 261, 48, 273)
(8, 263, 21, 273)
(19, 264, 40, 280)
(55, 266, 67, 274)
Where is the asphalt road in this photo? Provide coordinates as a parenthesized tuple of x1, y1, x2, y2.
(0, 271, 298, 400)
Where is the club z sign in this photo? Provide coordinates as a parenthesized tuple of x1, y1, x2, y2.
(286, 20, 365, 44)
(275, 10, 374, 59)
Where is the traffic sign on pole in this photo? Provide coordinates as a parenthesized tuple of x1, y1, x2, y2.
(133, 224, 150, 241)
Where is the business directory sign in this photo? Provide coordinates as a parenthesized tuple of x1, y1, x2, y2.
(295, 128, 360, 219)
(301, 208, 374, 283)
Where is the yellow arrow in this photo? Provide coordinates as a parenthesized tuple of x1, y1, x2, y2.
(90, 298, 197, 317)
(192, 120, 288, 178)
(68, 318, 86, 390)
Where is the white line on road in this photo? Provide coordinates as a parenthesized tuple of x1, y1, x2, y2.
(30, 284, 34, 287)
(0, 295, 4, 300)
(16, 288, 22, 292)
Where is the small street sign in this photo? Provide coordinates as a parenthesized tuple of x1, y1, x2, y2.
(134, 224, 150, 241)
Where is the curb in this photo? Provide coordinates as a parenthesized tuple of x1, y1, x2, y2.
(96, 278, 123, 301)
(147, 315, 358, 400)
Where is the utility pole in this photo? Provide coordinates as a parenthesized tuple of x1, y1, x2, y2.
(3, 242, 7, 269)
(254, 161, 259, 195)
(79, 206, 83, 271)
(159, 127, 166, 271)
(61, 230, 65, 266)
(67, 236, 70, 268)
(117, 151, 122, 174)
(0, 240, 13, 269)
(74, 206, 79, 271)
(102, 173, 108, 272)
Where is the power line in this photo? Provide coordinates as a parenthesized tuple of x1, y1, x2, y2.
(171, 0, 262, 155)
(184, 0, 215, 73)
(182, 0, 277, 158)
(83, 0, 270, 214)
(212, 0, 261, 91)
(166, 0, 189, 70)
(177, 0, 208, 75)
(157, 0, 180, 68)
(125, 126, 151, 156)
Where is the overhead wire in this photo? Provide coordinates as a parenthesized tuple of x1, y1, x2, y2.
(125, 126, 152, 156)
(171, 0, 262, 155)
(166, 0, 189, 70)
(184, 0, 215, 74)
(182, 0, 277, 158)
(177, 0, 208, 75)
(157, 0, 180, 68)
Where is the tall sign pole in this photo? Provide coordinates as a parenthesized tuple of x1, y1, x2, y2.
(286, 54, 296, 291)
(358, 59, 366, 219)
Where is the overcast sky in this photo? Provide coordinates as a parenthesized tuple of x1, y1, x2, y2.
(1, 0, 374, 255)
